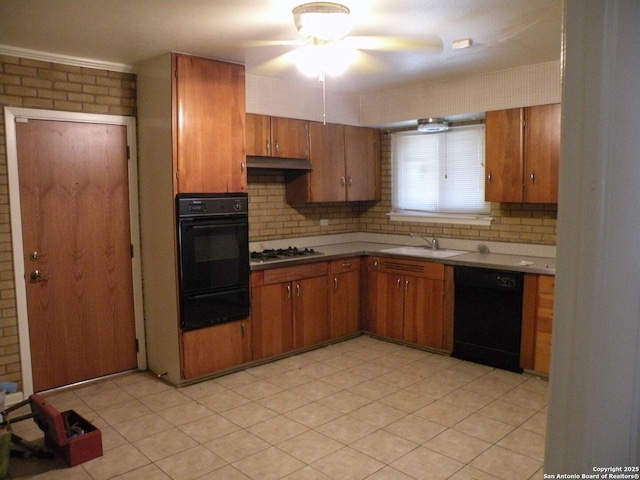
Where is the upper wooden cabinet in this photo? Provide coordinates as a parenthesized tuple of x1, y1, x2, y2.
(286, 122, 381, 203)
(485, 103, 560, 203)
(174, 53, 247, 193)
(246, 114, 309, 159)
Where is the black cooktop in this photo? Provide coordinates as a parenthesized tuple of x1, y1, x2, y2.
(250, 247, 322, 263)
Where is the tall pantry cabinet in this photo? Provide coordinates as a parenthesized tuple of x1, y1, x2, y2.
(137, 53, 247, 385)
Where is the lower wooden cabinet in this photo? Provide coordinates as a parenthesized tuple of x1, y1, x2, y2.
(251, 262, 329, 361)
(367, 257, 447, 351)
(521, 273, 555, 374)
(329, 257, 361, 339)
(181, 319, 251, 379)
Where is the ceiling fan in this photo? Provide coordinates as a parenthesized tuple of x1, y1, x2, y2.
(250, 2, 443, 80)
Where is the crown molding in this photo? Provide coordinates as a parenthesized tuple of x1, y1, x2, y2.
(0, 45, 135, 73)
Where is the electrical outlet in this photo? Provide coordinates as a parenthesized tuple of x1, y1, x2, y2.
(320, 219, 329, 226)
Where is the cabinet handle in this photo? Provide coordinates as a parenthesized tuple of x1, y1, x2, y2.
(287, 285, 291, 299)
(341, 176, 346, 187)
(241, 161, 246, 172)
(333, 277, 338, 290)
(275, 141, 280, 154)
(348, 176, 353, 187)
(296, 283, 300, 297)
(487, 173, 492, 183)
(266, 140, 271, 155)
(241, 322, 245, 336)
(396, 278, 401, 290)
(405, 279, 410, 292)
(530, 171, 536, 183)
(341, 262, 352, 268)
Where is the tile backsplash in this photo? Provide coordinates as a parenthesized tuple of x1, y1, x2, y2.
(248, 131, 557, 245)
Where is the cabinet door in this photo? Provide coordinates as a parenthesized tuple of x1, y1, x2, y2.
(344, 126, 381, 201)
(246, 113, 271, 156)
(293, 275, 329, 349)
(403, 276, 445, 350)
(368, 271, 404, 340)
(251, 283, 293, 361)
(271, 117, 309, 159)
(308, 122, 346, 202)
(485, 108, 524, 202)
(182, 319, 251, 379)
(534, 275, 555, 373)
(174, 54, 246, 193)
(330, 270, 360, 339)
(525, 104, 561, 203)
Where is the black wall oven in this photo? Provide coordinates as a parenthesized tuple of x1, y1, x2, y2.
(176, 193, 250, 331)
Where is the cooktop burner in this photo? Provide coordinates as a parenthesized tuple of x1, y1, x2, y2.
(250, 247, 323, 263)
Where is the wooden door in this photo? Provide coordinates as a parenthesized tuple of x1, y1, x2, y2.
(485, 108, 524, 202)
(182, 319, 251, 379)
(330, 270, 360, 339)
(251, 282, 293, 360)
(293, 276, 329, 349)
(403, 276, 445, 349)
(174, 54, 246, 193)
(271, 117, 309, 159)
(16, 119, 137, 392)
(308, 122, 346, 202)
(368, 271, 404, 340)
(245, 113, 271, 156)
(344, 126, 380, 201)
(524, 104, 561, 203)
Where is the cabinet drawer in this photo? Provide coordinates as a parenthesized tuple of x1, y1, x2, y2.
(378, 258, 445, 280)
(330, 257, 361, 274)
(262, 262, 329, 285)
(538, 274, 555, 294)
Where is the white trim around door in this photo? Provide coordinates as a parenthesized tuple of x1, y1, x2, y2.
(3, 106, 147, 399)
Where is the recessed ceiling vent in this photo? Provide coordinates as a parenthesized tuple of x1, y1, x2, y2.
(417, 117, 449, 133)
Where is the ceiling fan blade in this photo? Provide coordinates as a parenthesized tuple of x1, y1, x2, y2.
(343, 35, 443, 53)
(350, 49, 391, 74)
(247, 50, 299, 76)
(240, 38, 307, 48)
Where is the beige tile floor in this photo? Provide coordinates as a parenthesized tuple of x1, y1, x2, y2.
(7, 335, 548, 479)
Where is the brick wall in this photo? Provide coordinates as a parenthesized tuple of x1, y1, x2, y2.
(248, 133, 557, 244)
(0, 55, 136, 389)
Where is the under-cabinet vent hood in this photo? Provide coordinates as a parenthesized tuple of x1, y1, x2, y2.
(246, 156, 313, 171)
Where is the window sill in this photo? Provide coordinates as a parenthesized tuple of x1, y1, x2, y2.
(387, 212, 494, 226)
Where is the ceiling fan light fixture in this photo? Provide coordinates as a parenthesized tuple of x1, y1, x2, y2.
(417, 118, 449, 133)
(294, 41, 353, 77)
(293, 2, 352, 40)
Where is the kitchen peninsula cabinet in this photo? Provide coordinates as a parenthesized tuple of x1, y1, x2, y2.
(485, 103, 560, 203)
(329, 258, 361, 339)
(367, 257, 446, 350)
(137, 52, 248, 385)
(521, 274, 555, 374)
(286, 123, 381, 203)
(246, 114, 309, 159)
(251, 262, 329, 361)
(182, 319, 251, 379)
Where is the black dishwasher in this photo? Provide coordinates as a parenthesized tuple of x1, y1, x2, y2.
(453, 266, 524, 373)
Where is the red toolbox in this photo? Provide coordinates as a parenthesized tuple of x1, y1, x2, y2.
(30, 394, 102, 466)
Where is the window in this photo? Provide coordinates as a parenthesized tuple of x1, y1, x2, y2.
(390, 124, 491, 225)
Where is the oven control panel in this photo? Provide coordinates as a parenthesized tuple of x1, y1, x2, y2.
(177, 193, 248, 218)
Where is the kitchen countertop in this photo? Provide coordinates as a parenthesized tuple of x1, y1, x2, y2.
(250, 240, 556, 275)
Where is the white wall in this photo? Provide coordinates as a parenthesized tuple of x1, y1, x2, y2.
(546, 0, 640, 470)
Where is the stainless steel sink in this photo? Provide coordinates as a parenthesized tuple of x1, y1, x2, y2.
(379, 246, 467, 259)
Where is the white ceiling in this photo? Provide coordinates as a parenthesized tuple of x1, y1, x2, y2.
(0, 0, 563, 93)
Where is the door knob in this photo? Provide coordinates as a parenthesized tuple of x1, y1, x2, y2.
(29, 270, 51, 282)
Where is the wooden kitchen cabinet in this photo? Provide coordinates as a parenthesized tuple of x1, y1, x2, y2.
(485, 103, 560, 203)
(367, 257, 446, 350)
(329, 257, 361, 339)
(251, 262, 329, 361)
(182, 319, 251, 379)
(521, 273, 555, 374)
(286, 122, 381, 203)
(174, 53, 247, 193)
(246, 114, 309, 159)
(137, 52, 249, 385)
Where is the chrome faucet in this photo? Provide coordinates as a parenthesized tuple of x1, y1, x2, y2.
(410, 233, 439, 250)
